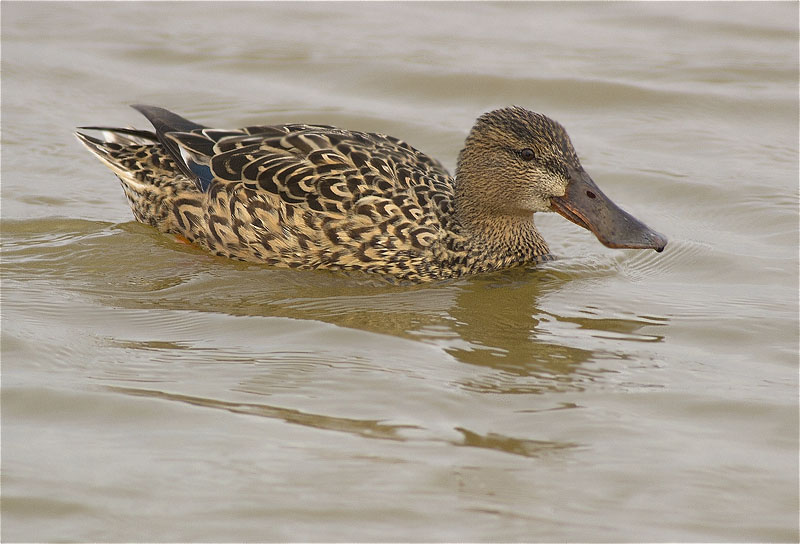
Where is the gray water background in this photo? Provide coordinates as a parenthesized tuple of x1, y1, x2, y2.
(2, 2, 798, 541)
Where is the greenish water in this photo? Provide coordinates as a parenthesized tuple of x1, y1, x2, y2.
(2, 2, 798, 542)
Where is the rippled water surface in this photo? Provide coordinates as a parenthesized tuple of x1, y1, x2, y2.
(2, 2, 798, 542)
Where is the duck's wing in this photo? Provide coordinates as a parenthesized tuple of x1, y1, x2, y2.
(128, 106, 458, 258)
(134, 107, 453, 213)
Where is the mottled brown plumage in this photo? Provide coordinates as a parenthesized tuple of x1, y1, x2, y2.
(76, 105, 666, 282)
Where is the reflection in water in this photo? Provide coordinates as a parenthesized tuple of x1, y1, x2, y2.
(455, 427, 578, 458)
(442, 272, 667, 393)
(445, 273, 596, 393)
(3, 217, 667, 398)
(108, 386, 577, 458)
(107, 386, 419, 440)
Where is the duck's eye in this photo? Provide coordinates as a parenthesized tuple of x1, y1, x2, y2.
(520, 148, 535, 161)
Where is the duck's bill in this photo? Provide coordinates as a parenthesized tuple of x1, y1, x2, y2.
(550, 168, 667, 252)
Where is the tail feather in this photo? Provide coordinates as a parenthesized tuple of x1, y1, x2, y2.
(75, 127, 198, 232)
(77, 126, 157, 145)
(75, 130, 132, 173)
(77, 106, 212, 236)
(129, 105, 207, 187)
(130, 104, 206, 134)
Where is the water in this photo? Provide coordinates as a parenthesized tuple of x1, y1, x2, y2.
(2, 2, 798, 541)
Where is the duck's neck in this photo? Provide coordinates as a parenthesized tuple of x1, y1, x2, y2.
(452, 151, 551, 270)
(454, 198, 551, 267)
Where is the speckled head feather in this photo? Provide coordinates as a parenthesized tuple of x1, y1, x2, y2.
(76, 105, 666, 283)
(467, 106, 579, 162)
(456, 107, 581, 218)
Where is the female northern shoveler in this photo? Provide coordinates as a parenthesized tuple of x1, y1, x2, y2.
(76, 105, 666, 282)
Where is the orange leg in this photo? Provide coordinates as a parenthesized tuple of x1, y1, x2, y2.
(174, 234, 193, 246)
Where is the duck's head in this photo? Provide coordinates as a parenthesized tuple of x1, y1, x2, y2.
(455, 107, 667, 252)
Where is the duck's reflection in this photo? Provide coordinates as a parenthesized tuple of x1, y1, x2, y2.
(39, 221, 665, 395)
(78, 224, 665, 395)
(9, 220, 666, 457)
(441, 269, 595, 393)
(107, 385, 578, 458)
(442, 267, 666, 393)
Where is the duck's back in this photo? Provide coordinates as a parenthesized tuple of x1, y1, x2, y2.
(77, 108, 465, 281)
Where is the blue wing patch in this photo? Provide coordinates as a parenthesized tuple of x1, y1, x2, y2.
(169, 134, 215, 192)
(185, 159, 214, 192)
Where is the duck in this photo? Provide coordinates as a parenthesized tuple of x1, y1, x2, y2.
(76, 105, 666, 282)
